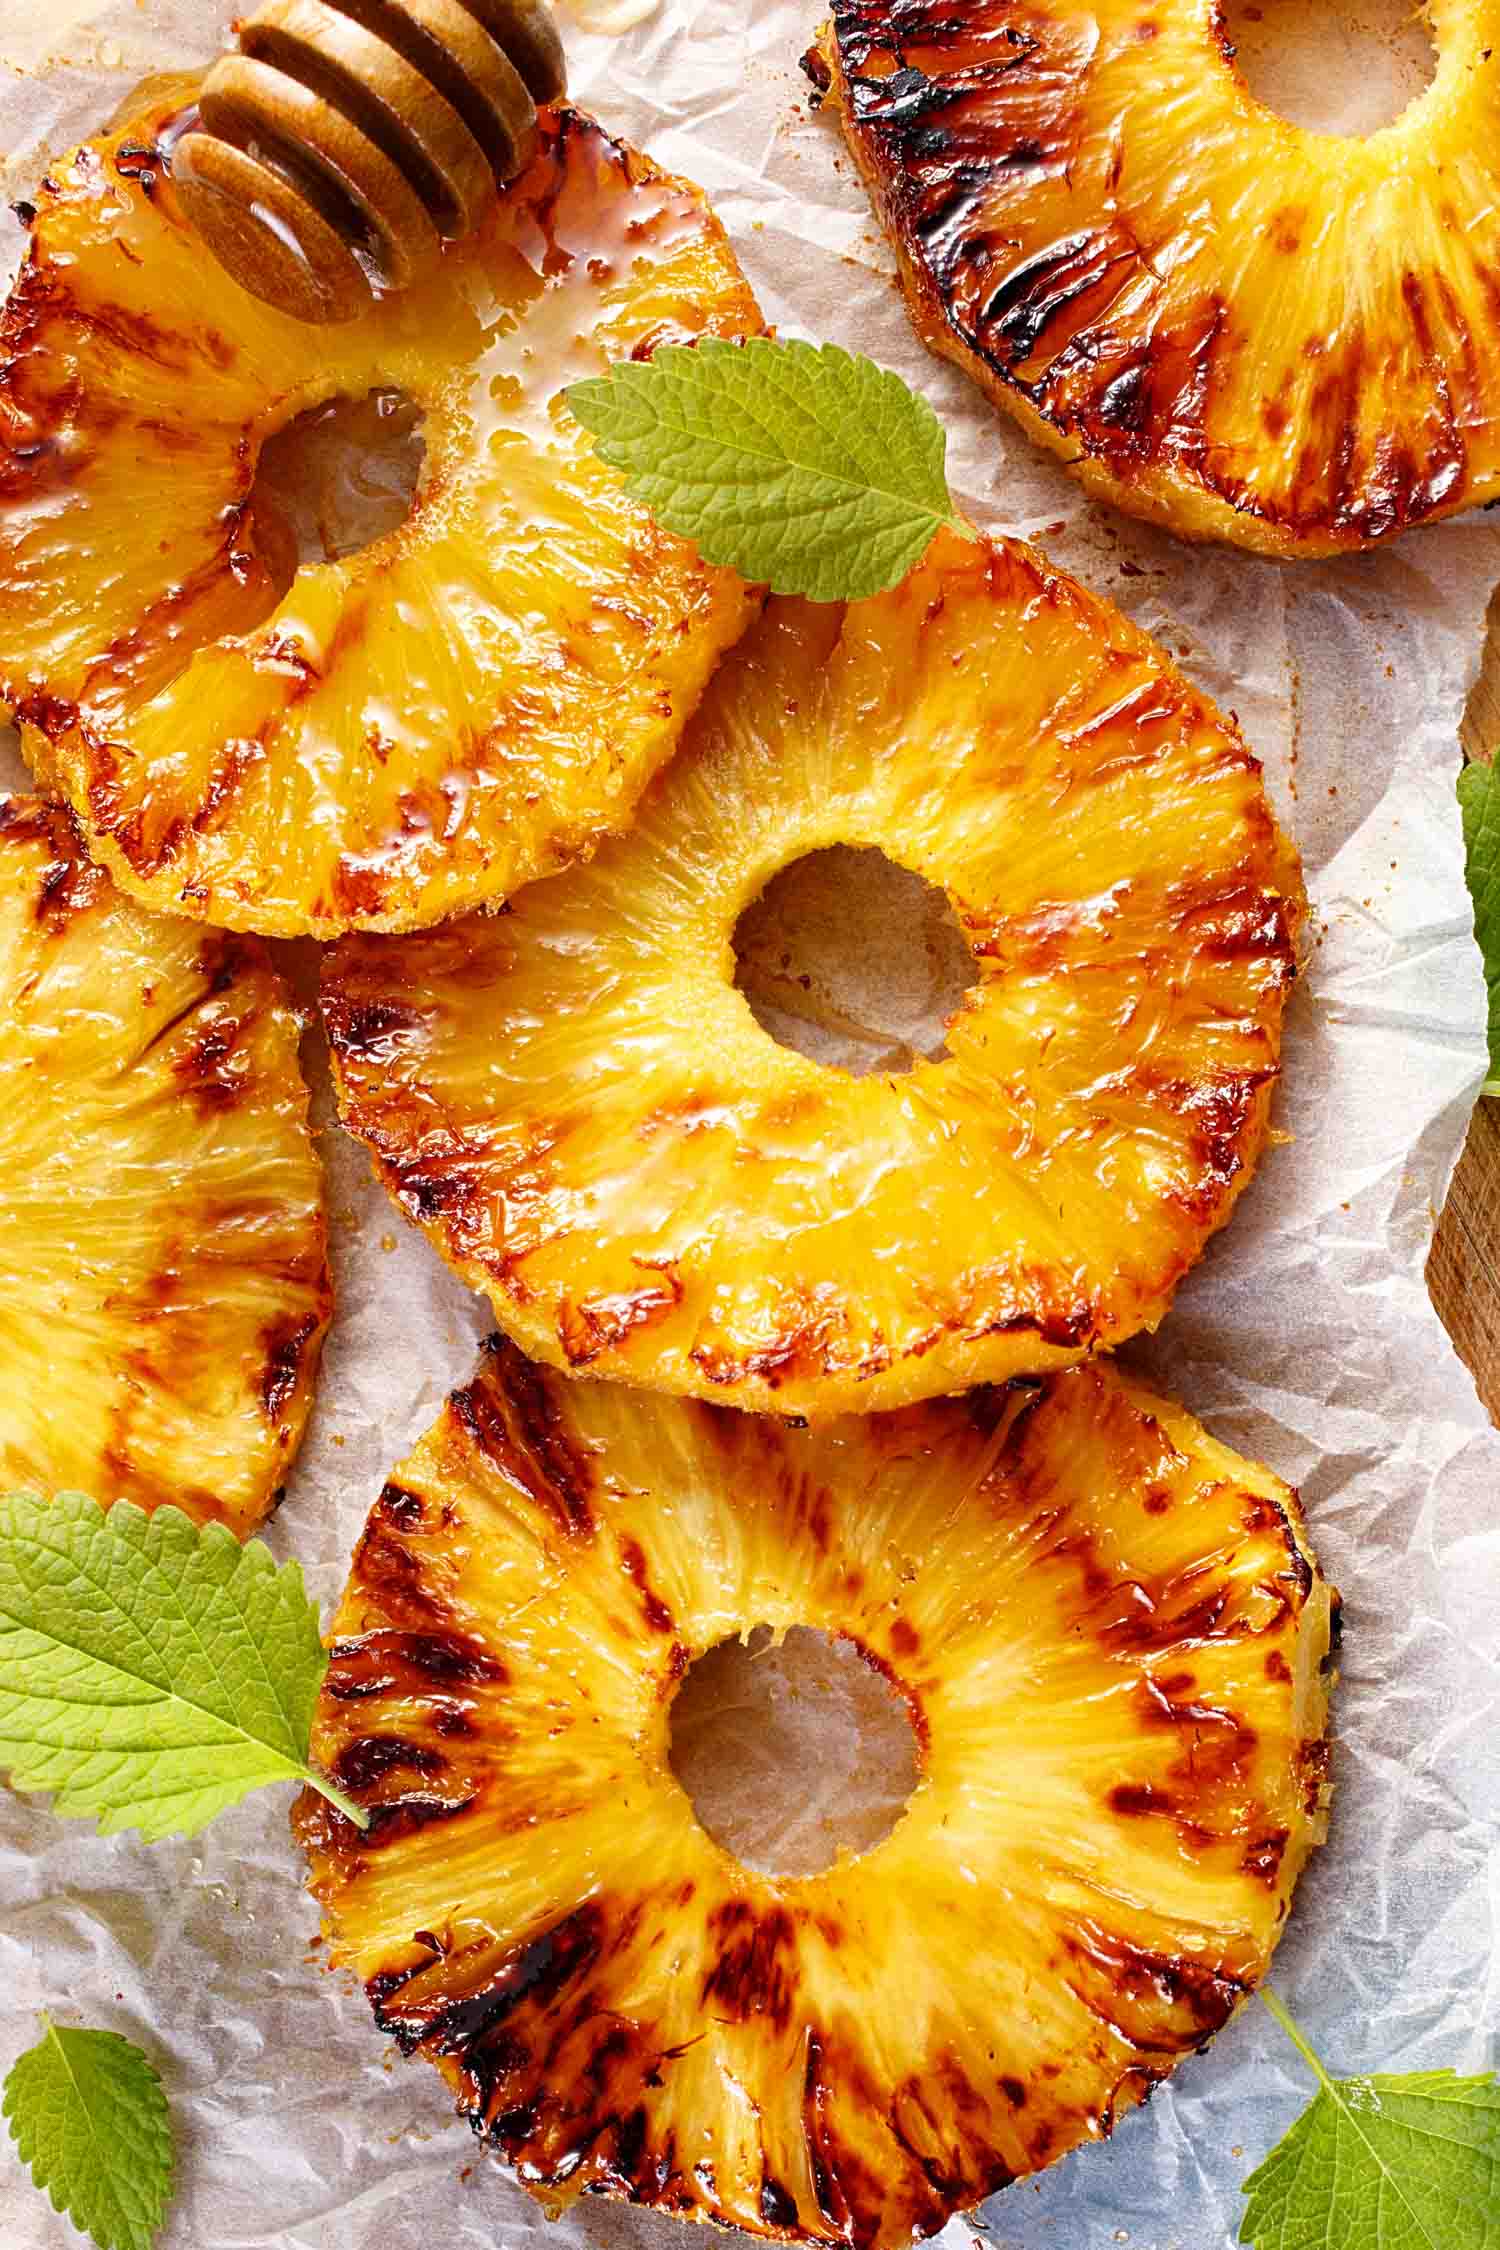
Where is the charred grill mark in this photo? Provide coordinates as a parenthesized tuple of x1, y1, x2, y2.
(452, 1339, 595, 1537)
(325, 1625, 508, 1697)
(1242, 1827, 1289, 1885)
(320, 987, 427, 1063)
(32, 844, 103, 925)
(1133, 1067, 1272, 1212)
(558, 1263, 683, 1367)
(387, 1137, 491, 1226)
(1137, 1674, 1257, 1778)
(802, 2026, 1000, 2246)
(330, 1732, 446, 1792)
(701, 1901, 798, 2032)
(980, 229, 1139, 368)
(1107, 1780, 1216, 1851)
(803, 2029, 856, 2235)
(689, 1291, 864, 1392)
(77, 537, 274, 734)
(360, 1788, 481, 1846)
(260, 1312, 320, 1422)
(979, 1296, 1097, 1350)
(618, 1537, 673, 1634)
(377, 1483, 427, 1531)
(1300, 1733, 1334, 1814)
(352, 1513, 457, 1629)
(13, 689, 83, 743)
(330, 854, 403, 923)
(1, 796, 106, 927)
(432, 1699, 480, 1739)
(174, 1010, 251, 1112)
(1059, 1917, 1247, 2053)
(1240, 1492, 1315, 1601)
(374, 1899, 663, 2165)
(1072, 297, 1227, 473)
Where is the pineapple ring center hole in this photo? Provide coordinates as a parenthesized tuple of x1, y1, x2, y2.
(732, 846, 974, 1078)
(248, 386, 426, 600)
(668, 1627, 920, 1879)
(1220, 0, 1436, 136)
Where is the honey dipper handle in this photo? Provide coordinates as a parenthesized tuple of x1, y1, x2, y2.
(171, 0, 568, 325)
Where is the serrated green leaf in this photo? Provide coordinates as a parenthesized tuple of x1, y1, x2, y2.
(1459, 758, 1500, 1097)
(4, 2019, 173, 2250)
(567, 336, 965, 601)
(0, 1492, 364, 1841)
(1243, 1991, 1500, 2249)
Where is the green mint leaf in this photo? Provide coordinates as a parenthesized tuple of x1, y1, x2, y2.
(1459, 758, 1500, 1097)
(567, 336, 965, 601)
(0, 1491, 365, 1841)
(4, 2018, 173, 2250)
(1242, 1988, 1500, 2250)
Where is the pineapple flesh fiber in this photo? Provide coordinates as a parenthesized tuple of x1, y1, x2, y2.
(0, 795, 330, 1534)
(0, 92, 760, 937)
(323, 527, 1306, 1420)
(297, 1339, 1335, 2248)
(822, 0, 1500, 556)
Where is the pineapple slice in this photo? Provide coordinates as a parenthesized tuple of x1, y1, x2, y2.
(0, 794, 330, 1532)
(296, 1339, 1335, 2245)
(819, 2, 1500, 556)
(0, 94, 760, 936)
(324, 528, 1304, 1418)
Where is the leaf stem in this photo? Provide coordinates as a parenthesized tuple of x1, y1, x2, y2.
(303, 1767, 371, 1830)
(1259, 1986, 1331, 2089)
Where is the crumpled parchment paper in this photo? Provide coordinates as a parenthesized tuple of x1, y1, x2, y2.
(1, 3, 1497, 2247)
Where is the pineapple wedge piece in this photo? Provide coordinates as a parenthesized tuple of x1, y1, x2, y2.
(0, 96, 760, 936)
(820, 1, 1500, 555)
(324, 528, 1304, 1418)
(297, 1340, 1335, 2246)
(0, 795, 330, 1532)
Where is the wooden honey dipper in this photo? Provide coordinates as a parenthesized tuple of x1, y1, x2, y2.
(172, 0, 567, 324)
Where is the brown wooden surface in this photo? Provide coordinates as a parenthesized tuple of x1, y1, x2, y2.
(1428, 588, 1500, 1421)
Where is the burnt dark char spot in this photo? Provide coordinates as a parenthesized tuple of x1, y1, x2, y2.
(760, 2171, 799, 2228)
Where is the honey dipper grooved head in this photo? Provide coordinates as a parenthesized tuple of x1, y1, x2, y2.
(173, 0, 567, 322)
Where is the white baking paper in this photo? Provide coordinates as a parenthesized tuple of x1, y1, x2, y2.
(1, 4, 1497, 2247)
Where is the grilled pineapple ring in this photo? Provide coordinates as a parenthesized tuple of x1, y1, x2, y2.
(297, 1340, 1334, 2246)
(823, 1, 1500, 556)
(0, 95, 759, 937)
(0, 795, 330, 1534)
(324, 528, 1304, 1418)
